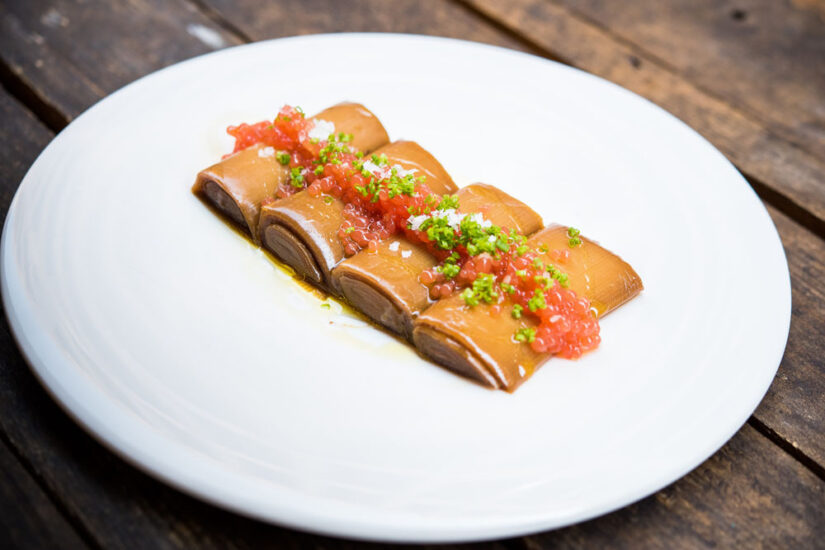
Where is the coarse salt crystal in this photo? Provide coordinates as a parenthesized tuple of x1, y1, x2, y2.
(391, 164, 416, 178)
(406, 206, 494, 234)
(401, 250, 412, 258)
(258, 146, 275, 158)
(388, 241, 400, 252)
(444, 209, 467, 230)
(362, 159, 386, 178)
(408, 214, 430, 231)
(469, 213, 491, 228)
(308, 119, 336, 141)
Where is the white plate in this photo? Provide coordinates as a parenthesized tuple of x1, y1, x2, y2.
(1, 34, 791, 542)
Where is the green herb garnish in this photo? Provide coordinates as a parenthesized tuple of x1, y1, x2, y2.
(461, 273, 499, 306)
(514, 327, 536, 343)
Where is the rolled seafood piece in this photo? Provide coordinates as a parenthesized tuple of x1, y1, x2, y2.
(331, 183, 543, 339)
(258, 140, 457, 290)
(192, 103, 389, 243)
(413, 224, 643, 391)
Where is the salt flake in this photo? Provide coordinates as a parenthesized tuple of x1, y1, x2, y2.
(308, 119, 336, 141)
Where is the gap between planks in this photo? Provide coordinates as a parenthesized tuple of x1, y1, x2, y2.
(0, 57, 66, 132)
(748, 416, 825, 483)
(0, 427, 104, 550)
(183, 0, 254, 43)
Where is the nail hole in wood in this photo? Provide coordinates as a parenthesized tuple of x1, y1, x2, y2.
(730, 8, 747, 21)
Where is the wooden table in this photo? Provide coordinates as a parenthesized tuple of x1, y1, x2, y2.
(1, 1, 823, 547)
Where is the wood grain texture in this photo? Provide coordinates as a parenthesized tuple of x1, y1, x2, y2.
(0, 437, 89, 550)
(0, 87, 52, 225)
(200, 0, 534, 52)
(523, 424, 825, 549)
(553, 0, 825, 162)
(756, 205, 825, 469)
(462, 0, 825, 234)
(0, 0, 242, 124)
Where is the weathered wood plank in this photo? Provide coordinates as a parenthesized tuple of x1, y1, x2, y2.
(756, 204, 825, 470)
(0, 437, 89, 550)
(0, 0, 243, 125)
(524, 424, 825, 549)
(552, 0, 825, 163)
(0, 88, 53, 225)
(199, 0, 534, 53)
(462, 0, 825, 235)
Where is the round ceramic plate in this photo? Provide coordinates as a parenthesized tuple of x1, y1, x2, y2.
(1, 34, 790, 542)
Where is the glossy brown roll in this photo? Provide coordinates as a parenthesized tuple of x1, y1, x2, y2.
(331, 184, 543, 339)
(192, 102, 389, 243)
(259, 140, 458, 291)
(413, 224, 643, 391)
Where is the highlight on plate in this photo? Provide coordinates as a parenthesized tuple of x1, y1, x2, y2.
(192, 102, 643, 392)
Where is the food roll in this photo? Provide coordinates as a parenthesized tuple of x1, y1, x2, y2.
(331, 183, 543, 339)
(258, 140, 457, 290)
(192, 102, 389, 243)
(412, 224, 643, 391)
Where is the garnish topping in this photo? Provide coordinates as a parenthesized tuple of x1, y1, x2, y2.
(567, 226, 582, 247)
(515, 327, 536, 343)
(226, 105, 600, 358)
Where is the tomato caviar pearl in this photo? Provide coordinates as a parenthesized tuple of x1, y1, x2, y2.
(474, 253, 493, 273)
(350, 230, 368, 247)
(419, 270, 436, 285)
(549, 249, 570, 263)
(513, 256, 530, 270)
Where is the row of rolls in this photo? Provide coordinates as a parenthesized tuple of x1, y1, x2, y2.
(193, 102, 642, 392)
